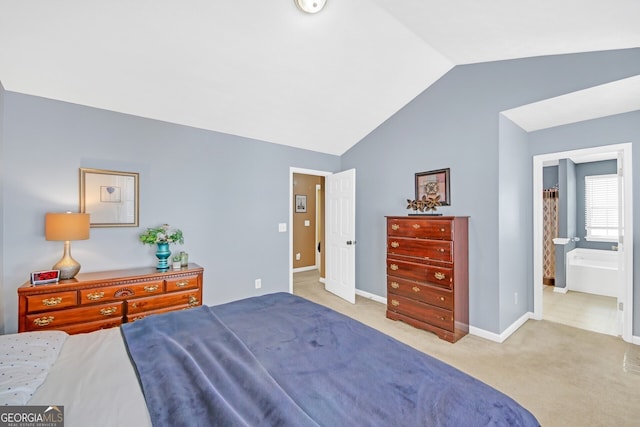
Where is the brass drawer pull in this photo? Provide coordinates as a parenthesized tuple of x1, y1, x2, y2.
(391, 299, 399, 307)
(390, 241, 400, 248)
(434, 272, 446, 280)
(391, 224, 400, 231)
(440, 228, 445, 232)
(439, 316, 445, 321)
(412, 224, 421, 229)
(42, 297, 62, 307)
(439, 248, 445, 253)
(440, 296, 445, 301)
(188, 295, 199, 307)
(176, 280, 189, 288)
(87, 292, 105, 301)
(100, 307, 117, 316)
(144, 285, 159, 292)
(33, 316, 54, 327)
(390, 264, 399, 271)
(412, 286, 420, 293)
(390, 282, 399, 289)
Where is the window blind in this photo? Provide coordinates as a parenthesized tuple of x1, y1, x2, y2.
(585, 174, 618, 240)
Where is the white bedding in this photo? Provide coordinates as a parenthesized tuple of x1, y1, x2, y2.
(27, 328, 151, 427)
(0, 331, 67, 405)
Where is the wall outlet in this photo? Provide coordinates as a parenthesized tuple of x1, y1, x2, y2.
(514, 292, 518, 305)
(296, 253, 301, 260)
(255, 278, 261, 289)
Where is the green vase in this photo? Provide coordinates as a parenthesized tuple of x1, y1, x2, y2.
(155, 242, 171, 270)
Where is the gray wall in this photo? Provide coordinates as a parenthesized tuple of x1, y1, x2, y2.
(342, 48, 640, 334)
(0, 82, 4, 333)
(543, 166, 558, 190)
(529, 110, 640, 334)
(1, 92, 340, 333)
(498, 116, 532, 331)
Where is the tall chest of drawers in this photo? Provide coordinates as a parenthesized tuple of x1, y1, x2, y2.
(18, 264, 203, 335)
(386, 216, 469, 343)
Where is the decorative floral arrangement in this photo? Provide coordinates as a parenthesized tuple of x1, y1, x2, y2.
(139, 224, 184, 245)
(406, 194, 441, 213)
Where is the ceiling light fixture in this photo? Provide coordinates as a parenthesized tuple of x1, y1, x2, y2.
(295, 0, 327, 14)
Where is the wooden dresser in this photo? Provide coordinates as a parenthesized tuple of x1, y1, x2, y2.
(18, 264, 203, 334)
(386, 216, 468, 343)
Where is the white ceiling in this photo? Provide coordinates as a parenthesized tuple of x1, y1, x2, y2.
(0, 0, 639, 155)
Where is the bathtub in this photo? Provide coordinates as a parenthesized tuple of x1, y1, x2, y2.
(565, 248, 619, 298)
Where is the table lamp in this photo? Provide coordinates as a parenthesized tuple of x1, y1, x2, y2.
(45, 212, 90, 279)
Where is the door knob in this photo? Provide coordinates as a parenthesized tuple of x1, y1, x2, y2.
(346, 240, 357, 245)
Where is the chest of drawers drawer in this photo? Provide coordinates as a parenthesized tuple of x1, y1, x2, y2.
(25, 301, 124, 331)
(79, 279, 165, 304)
(387, 294, 453, 332)
(387, 258, 453, 289)
(166, 274, 200, 292)
(388, 218, 452, 240)
(387, 276, 453, 310)
(25, 291, 78, 313)
(387, 237, 452, 262)
(127, 289, 200, 315)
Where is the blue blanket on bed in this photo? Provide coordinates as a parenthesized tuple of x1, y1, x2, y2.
(122, 293, 539, 426)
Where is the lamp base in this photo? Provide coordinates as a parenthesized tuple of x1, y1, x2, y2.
(53, 241, 81, 280)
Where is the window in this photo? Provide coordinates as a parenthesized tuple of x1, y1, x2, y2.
(585, 174, 618, 241)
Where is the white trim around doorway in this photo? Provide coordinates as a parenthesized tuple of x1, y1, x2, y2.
(532, 142, 634, 343)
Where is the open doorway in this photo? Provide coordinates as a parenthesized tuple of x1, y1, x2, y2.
(533, 143, 633, 342)
(289, 167, 357, 304)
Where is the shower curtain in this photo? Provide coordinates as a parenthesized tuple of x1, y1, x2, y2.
(543, 188, 559, 285)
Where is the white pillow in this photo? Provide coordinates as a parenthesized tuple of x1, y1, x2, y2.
(0, 330, 68, 405)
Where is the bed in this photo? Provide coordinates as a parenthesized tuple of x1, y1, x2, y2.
(5, 292, 539, 426)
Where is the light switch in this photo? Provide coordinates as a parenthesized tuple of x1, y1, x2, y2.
(304, 220, 310, 227)
(278, 223, 287, 232)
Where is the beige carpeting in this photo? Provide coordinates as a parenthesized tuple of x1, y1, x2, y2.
(293, 270, 640, 427)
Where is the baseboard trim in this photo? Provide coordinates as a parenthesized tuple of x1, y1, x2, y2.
(553, 286, 568, 294)
(356, 289, 387, 305)
(470, 312, 533, 343)
(292, 266, 318, 273)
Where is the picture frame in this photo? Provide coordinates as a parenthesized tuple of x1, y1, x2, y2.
(80, 168, 139, 227)
(295, 194, 307, 213)
(415, 168, 450, 206)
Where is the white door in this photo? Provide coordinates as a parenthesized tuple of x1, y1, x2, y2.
(325, 169, 356, 303)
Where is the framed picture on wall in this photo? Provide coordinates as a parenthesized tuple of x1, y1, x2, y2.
(415, 168, 450, 206)
(80, 168, 139, 227)
(295, 194, 307, 213)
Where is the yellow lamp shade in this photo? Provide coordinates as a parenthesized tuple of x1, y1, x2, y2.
(45, 213, 90, 241)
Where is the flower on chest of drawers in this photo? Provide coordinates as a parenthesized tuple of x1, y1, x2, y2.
(406, 194, 441, 213)
(139, 224, 184, 245)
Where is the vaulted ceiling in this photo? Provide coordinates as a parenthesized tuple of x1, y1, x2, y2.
(1, 1, 639, 155)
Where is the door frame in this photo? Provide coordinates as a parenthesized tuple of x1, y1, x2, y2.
(532, 142, 633, 342)
(289, 167, 332, 294)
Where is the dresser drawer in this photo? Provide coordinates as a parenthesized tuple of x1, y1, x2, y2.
(127, 289, 200, 314)
(25, 301, 124, 331)
(166, 274, 200, 292)
(388, 218, 452, 240)
(387, 237, 452, 262)
(26, 291, 78, 313)
(387, 277, 453, 310)
(387, 294, 453, 332)
(387, 258, 453, 289)
(79, 280, 165, 304)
